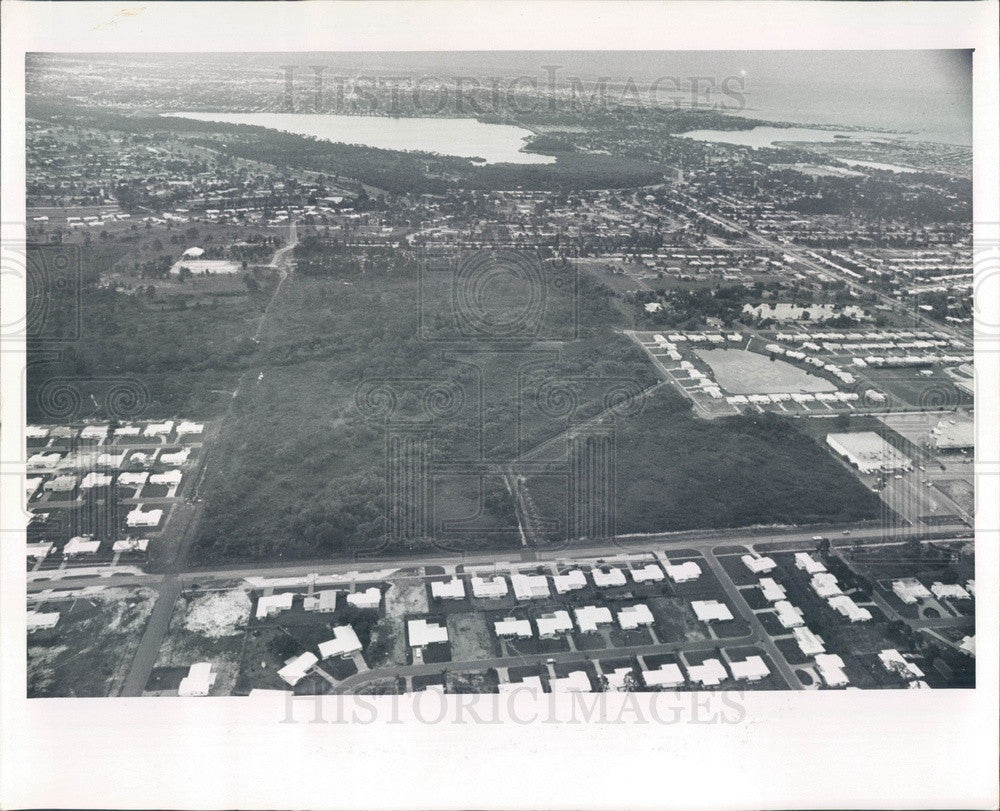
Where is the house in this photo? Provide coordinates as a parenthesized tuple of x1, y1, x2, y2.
(642, 663, 686, 689)
(126, 506, 163, 528)
(430, 578, 466, 600)
(303, 590, 338, 612)
(741, 554, 776, 574)
(605, 667, 638, 691)
(810, 572, 842, 599)
(80, 472, 112, 489)
(511, 573, 550, 600)
(183, 246, 205, 258)
(346, 587, 381, 610)
(63, 536, 100, 556)
(536, 610, 573, 638)
(159, 448, 191, 465)
(470, 576, 508, 599)
(729, 656, 770, 682)
(827, 594, 872, 622)
(814, 653, 850, 687)
(26, 425, 50, 440)
(773, 600, 804, 629)
(277, 652, 318, 686)
(407, 619, 448, 648)
(26, 542, 53, 560)
(592, 567, 627, 588)
(96, 451, 127, 468)
(25, 476, 43, 499)
(793, 626, 826, 656)
(178, 663, 217, 696)
(930, 582, 971, 600)
(26, 611, 60, 632)
(691, 600, 733, 623)
(113, 538, 149, 553)
(498, 676, 544, 693)
(664, 561, 701, 583)
(794, 552, 827, 574)
(878, 649, 924, 680)
(759, 578, 786, 603)
(176, 421, 205, 438)
(892, 578, 931, 604)
(630, 563, 664, 583)
(117, 471, 149, 487)
(149, 469, 183, 486)
(574, 605, 613, 633)
(494, 617, 533, 639)
(143, 420, 175, 438)
(79, 424, 109, 441)
(43, 474, 76, 492)
(115, 424, 142, 437)
(617, 604, 655, 630)
(959, 635, 975, 657)
(318, 626, 363, 659)
(256, 592, 294, 619)
(550, 671, 592, 693)
(552, 569, 587, 594)
(687, 658, 728, 687)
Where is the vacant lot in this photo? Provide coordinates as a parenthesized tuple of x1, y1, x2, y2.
(446, 612, 496, 662)
(27, 586, 157, 698)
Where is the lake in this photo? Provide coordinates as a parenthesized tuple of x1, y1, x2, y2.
(164, 112, 555, 165)
(694, 348, 837, 395)
(677, 126, 902, 149)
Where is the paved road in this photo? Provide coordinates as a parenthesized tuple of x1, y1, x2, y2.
(118, 578, 182, 696)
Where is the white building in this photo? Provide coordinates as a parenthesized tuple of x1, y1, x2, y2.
(664, 561, 701, 583)
(113, 538, 149, 553)
(810, 572, 842, 599)
(892, 579, 932, 605)
(729, 655, 770, 682)
(828, 594, 872, 622)
(536, 610, 573, 638)
(930, 582, 971, 600)
(793, 626, 826, 656)
(126, 506, 163, 528)
(794, 552, 827, 574)
(96, 451, 127, 468)
(115, 424, 142, 437)
(959, 635, 975, 657)
(826, 431, 911, 474)
(552, 570, 588, 594)
(26, 542, 53, 560)
(256, 592, 294, 619)
(605, 667, 638, 691)
(470, 576, 508, 599)
(149, 469, 183, 486)
(688, 658, 728, 687)
(159, 448, 191, 466)
(759, 578, 786, 603)
(494, 617, 532, 639)
(346, 587, 381, 610)
(814, 653, 850, 687)
(618, 604, 655, 630)
(741, 554, 776, 574)
(642, 663, 685, 689)
(277, 652, 318, 686)
(318, 626, 363, 659)
(592, 567, 627, 588)
(774, 600, 805, 629)
(408, 619, 448, 648)
(550, 671, 592, 693)
(26, 611, 60, 632)
(143, 420, 175, 438)
(691, 600, 733, 623)
(176, 421, 205, 438)
(79, 425, 109, 441)
(630, 563, 665, 583)
(430, 578, 466, 601)
(574, 605, 613, 633)
(80, 472, 113, 489)
(878, 649, 924, 681)
(63, 536, 100, 556)
(511, 573, 550, 600)
(118, 471, 149, 488)
(178, 662, 217, 697)
(303, 590, 338, 613)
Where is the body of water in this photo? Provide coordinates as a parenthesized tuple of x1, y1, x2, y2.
(165, 112, 555, 165)
(677, 126, 903, 150)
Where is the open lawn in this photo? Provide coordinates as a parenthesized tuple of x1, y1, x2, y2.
(446, 612, 496, 661)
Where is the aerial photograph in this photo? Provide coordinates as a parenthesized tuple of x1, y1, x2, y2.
(23, 50, 976, 699)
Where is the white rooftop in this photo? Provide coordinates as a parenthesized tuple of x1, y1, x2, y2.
(878, 649, 924, 680)
(729, 655, 770, 682)
(430, 578, 466, 600)
(793, 626, 825, 656)
(408, 618, 448, 648)
(470, 576, 508, 599)
(664, 561, 701, 583)
(494, 617, 533, 639)
(774, 600, 804, 629)
(277, 652, 318, 686)
(318, 625, 363, 658)
(691, 600, 733, 623)
(178, 662, 217, 697)
(511, 573, 550, 600)
(536, 610, 573, 637)
(930, 582, 971, 600)
(346, 587, 381, 609)
(759, 578, 786, 603)
(592, 567, 627, 588)
(687, 658, 728, 687)
(574, 605, 614, 633)
(630, 563, 665, 583)
(794, 552, 827, 574)
(742, 554, 776, 573)
(256, 592, 294, 619)
(618, 604, 655, 630)
(814, 653, 849, 687)
(552, 569, 588, 594)
(550, 671, 592, 693)
(642, 663, 685, 688)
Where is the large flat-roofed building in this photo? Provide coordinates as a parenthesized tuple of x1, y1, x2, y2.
(826, 431, 911, 474)
(933, 415, 974, 451)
